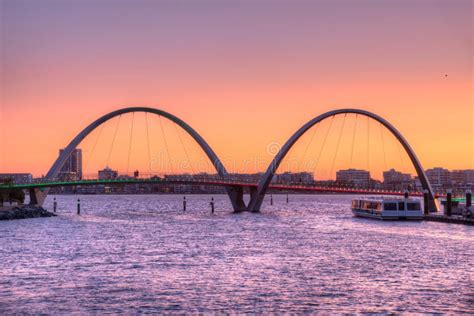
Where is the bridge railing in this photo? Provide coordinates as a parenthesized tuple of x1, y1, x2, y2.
(3, 176, 449, 198)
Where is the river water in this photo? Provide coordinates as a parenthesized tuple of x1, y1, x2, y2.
(0, 194, 472, 314)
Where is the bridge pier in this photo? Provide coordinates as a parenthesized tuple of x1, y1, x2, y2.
(29, 188, 47, 206)
(227, 186, 247, 212)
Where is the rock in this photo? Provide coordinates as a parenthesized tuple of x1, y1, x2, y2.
(0, 206, 57, 221)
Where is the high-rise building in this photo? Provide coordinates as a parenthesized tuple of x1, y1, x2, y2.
(425, 167, 451, 187)
(59, 148, 82, 180)
(336, 169, 370, 186)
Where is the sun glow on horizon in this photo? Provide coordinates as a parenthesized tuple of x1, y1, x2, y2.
(1, 0, 472, 177)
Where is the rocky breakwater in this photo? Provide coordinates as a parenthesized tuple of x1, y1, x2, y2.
(0, 205, 56, 220)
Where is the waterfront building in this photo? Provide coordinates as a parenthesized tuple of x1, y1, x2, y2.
(369, 178, 383, 189)
(229, 173, 263, 183)
(164, 173, 227, 194)
(57, 171, 79, 182)
(274, 172, 314, 184)
(383, 169, 412, 190)
(0, 173, 33, 184)
(414, 177, 422, 191)
(98, 167, 118, 180)
(336, 169, 370, 186)
(451, 169, 474, 186)
(58, 148, 82, 181)
(172, 184, 225, 194)
(425, 167, 451, 188)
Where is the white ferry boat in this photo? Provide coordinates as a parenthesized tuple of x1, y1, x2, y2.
(351, 198, 423, 220)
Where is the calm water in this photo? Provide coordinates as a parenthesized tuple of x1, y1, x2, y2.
(1, 194, 473, 314)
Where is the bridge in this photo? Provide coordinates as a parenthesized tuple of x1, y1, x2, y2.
(0, 177, 443, 198)
(4, 106, 439, 212)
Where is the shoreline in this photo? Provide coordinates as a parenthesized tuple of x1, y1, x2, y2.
(0, 205, 56, 220)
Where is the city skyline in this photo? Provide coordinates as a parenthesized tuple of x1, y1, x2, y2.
(3, 140, 474, 183)
(4, 163, 474, 186)
(1, 0, 473, 177)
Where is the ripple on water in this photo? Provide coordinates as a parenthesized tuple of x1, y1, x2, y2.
(0, 194, 473, 313)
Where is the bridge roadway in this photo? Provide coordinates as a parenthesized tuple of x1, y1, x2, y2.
(0, 178, 444, 198)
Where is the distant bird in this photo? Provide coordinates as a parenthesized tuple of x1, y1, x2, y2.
(445, 74, 448, 77)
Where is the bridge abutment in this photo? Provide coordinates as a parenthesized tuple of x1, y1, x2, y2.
(28, 188, 47, 206)
(227, 186, 247, 212)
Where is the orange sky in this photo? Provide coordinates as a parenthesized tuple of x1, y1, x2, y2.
(0, 0, 472, 179)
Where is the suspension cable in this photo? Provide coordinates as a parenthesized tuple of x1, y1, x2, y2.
(84, 123, 105, 175)
(329, 114, 346, 180)
(396, 141, 406, 172)
(367, 116, 370, 173)
(158, 115, 173, 174)
(379, 123, 387, 171)
(145, 113, 152, 173)
(313, 116, 335, 180)
(174, 123, 195, 174)
(300, 123, 320, 171)
(106, 114, 121, 167)
(126, 112, 135, 175)
(349, 114, 358, 169)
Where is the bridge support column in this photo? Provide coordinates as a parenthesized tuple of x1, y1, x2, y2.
(28, 188, 37, 205)
(29, 188, 47, 206)
(248, 187, 260, 212)
(227, 186, 247, 212)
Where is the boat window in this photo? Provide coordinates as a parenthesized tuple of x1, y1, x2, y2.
(407, 203, 421, 211)
(398, 202, 405, 211)
(384, 203, 397, 211)
(352, 200, 359, 208)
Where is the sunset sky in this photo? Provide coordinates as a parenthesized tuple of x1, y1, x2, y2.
(0, 0, 472, 179)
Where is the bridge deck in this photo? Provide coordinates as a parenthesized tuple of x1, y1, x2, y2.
(0, 178, 444, 198)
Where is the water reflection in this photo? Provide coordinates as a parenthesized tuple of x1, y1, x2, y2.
(0, 194, 472, 313)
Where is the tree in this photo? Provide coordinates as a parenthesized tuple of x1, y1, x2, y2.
(9, 188, 25, 204)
